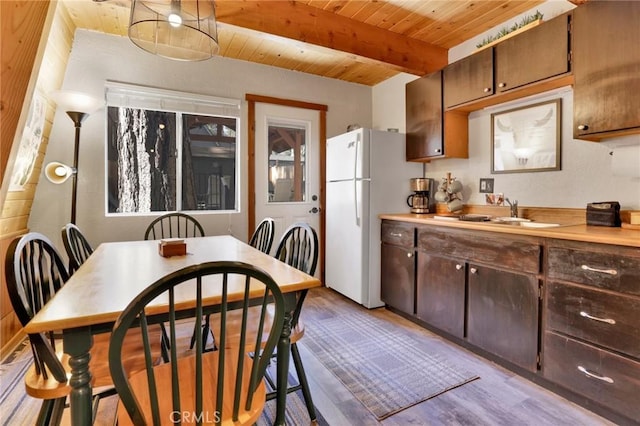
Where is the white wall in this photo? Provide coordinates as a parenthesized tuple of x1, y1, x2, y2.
(372, 1, 640, 211)
(30, 29, 372, 248)
(371, 73, 418, 133)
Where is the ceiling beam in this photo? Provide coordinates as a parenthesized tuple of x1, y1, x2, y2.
(215, 1, 448, 76)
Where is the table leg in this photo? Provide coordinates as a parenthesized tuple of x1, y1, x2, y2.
(274, 294, 295, 426)
(63, 327, 94, 426)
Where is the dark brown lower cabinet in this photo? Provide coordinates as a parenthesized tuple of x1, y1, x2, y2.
(381, 220, 640, 423)
(467, 264, 540, 372)
(416, 253, 465, 338)
(543, 331, 640, 423)
(380, 242, 415, 316)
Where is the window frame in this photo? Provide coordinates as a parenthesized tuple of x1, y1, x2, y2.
(104, 82, 241, 217)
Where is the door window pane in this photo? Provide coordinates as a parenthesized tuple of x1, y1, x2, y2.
(268, 124, 306, 203)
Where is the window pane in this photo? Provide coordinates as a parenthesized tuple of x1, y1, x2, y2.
(182, 114, 237, 211)
(268, 124, 306, 203)
(107, 107, 177, 213)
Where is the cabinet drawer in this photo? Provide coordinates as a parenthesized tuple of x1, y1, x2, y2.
(546, 281, 640, 359)
(381, 221, 414, 247)
(543, 331, 640, 423)
(417, 227, 540, 273)
(547, 247, 640, 296)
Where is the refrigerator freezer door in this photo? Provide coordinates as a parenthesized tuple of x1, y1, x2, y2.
(325, 179, 370, 305)
(326, 128, 370, 181)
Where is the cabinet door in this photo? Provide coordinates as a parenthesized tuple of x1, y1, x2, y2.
(416, 253, 465, 338)
(494, 13, 570, 92)
(573, 1, 640, 138)
(406, 71, 443, 160)
(443, 48, 493, 108)
(467, 264, 539, 371)
(380, 243, 415, 315)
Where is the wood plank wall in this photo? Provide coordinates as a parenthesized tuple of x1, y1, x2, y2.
(0, 1, 75, 355)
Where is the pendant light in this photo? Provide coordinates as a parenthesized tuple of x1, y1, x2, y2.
(128, 0, 219, 61)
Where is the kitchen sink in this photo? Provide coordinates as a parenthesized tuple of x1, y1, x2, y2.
(433, 215, 563, 228)
(519, 221, 561, 228)
(489, 218, 561, 228)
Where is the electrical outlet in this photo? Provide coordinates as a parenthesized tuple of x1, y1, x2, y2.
(479, 178, 494, 193)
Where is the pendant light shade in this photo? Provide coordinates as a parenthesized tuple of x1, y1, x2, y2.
(129, 0, 219, 61)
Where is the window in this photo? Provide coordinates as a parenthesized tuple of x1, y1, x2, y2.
(267, 122, 307, 203)
(105, 83, 240, 215)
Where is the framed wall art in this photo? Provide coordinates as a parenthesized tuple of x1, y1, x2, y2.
(491, 99, 561, 174)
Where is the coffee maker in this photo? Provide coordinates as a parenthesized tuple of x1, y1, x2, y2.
(407, 178, 434, 214)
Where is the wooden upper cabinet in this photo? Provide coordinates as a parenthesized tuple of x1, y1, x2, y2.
(494, 13, 571, 93)
(443, 48, 494, 108)
(573, 1, 640, 140)
(406, 71, 443, 160)
(406, 71, 469, 162)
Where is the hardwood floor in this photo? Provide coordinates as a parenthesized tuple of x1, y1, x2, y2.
(298, 287, 613, 426)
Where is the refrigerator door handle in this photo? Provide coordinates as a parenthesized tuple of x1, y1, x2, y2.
(354, 179, 360, 226)
(354, 133, 361, 226)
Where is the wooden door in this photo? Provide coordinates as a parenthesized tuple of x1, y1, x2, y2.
(416, 253, 466, 338)
(573, 1, 640, 138)
(494, 12, 570, 92)
(405, 71, 443, 160)
(467, 264, 540, 371)
(380, 243, 415, 315)
(443, 47, 493, 108)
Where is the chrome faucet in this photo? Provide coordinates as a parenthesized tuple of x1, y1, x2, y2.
(505, 198, 518, 218)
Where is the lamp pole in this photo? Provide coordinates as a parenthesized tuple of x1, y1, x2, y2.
(66, 111, 88, 224)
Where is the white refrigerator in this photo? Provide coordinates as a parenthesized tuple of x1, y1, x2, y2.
(325, 128, 423, 308)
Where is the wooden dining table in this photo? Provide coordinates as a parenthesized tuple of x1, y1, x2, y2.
(23, 235, 322, 426)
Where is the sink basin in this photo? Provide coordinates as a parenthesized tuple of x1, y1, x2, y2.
(491, 217, 532, 223)
(519, 222, 561, 228)
(487, 218, 561, 228)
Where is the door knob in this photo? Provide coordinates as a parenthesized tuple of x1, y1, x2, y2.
(309, 207, 320, 213)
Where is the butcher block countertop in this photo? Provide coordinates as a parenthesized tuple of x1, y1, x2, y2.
(380, 213, 640, 248)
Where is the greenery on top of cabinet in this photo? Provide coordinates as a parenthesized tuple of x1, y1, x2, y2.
(476, 10, 544, 49)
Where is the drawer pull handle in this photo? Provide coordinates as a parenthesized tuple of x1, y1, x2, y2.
(581, 265, 618, 275)
(407, 252, 413, 258)
(579, 311, 616, 325)
(455, 264, 463, 270)
(390, 232, 403, 237)
(577, 366, 614, 384)
(470, 267, 478, 274)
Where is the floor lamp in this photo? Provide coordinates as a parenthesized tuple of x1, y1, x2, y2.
(45, 91, 102, 224)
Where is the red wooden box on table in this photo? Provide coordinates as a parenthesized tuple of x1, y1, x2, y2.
(158, 238, 187, 257)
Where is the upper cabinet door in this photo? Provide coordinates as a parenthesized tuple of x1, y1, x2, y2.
(443, 48, 494, 108)
(573, 1, 640, 139)
(494, 13, 571, 93)
(406, 71, 443, 160)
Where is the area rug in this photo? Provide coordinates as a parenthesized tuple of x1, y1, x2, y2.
(0, 338, 327, 425)
(301, 310, 480, 420)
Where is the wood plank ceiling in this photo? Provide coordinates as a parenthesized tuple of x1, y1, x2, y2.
(63, 0, 549, 86)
